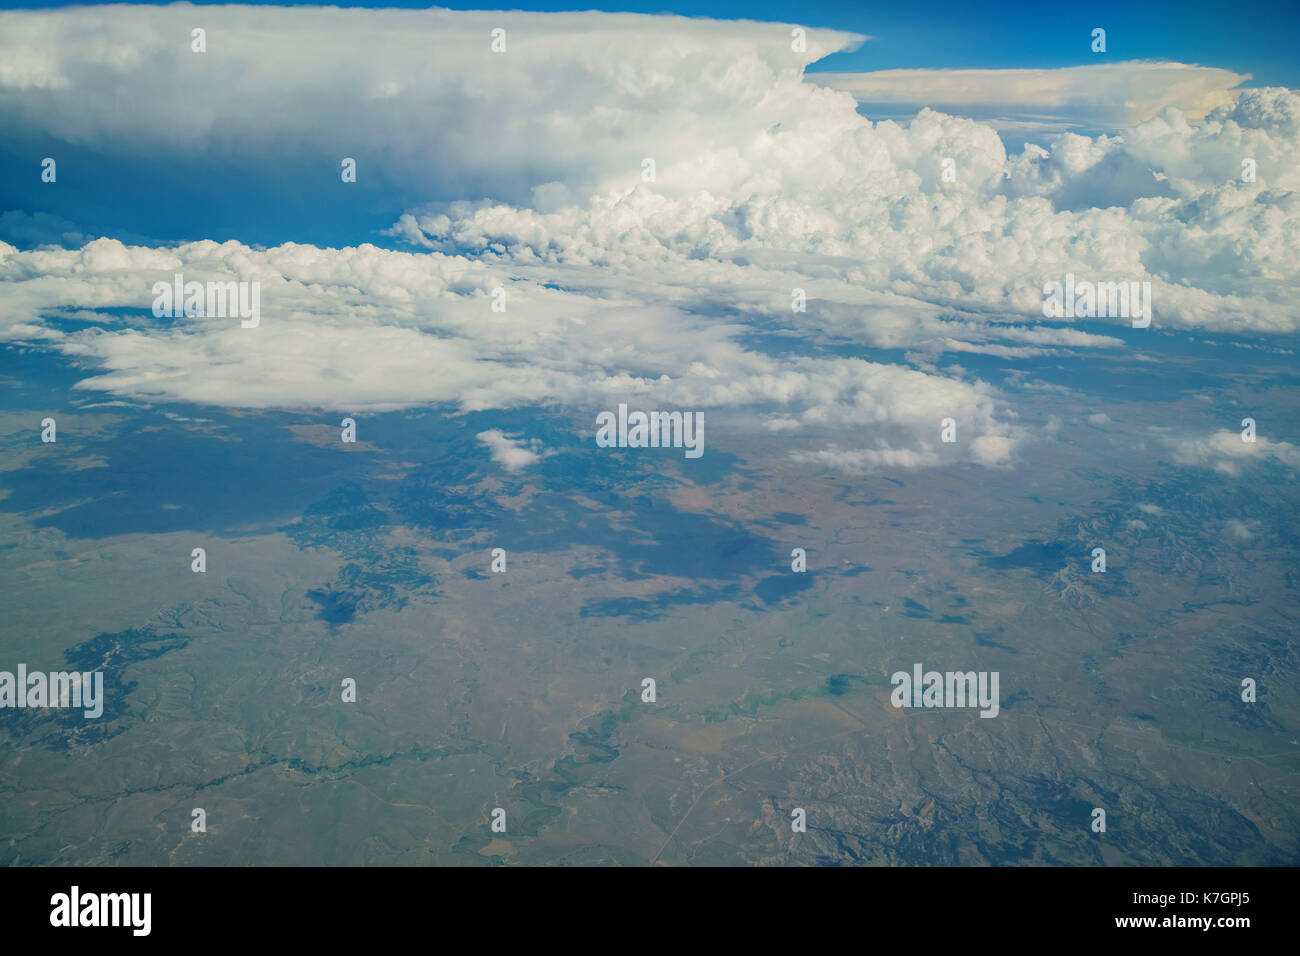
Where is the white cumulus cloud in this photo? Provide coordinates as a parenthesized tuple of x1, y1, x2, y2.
(477, 429, 549, 472)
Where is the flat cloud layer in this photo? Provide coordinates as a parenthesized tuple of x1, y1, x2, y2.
(816, 62, 1250, 129)
(1, 6, 1297, 473)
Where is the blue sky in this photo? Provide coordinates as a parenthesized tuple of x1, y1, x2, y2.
(3, 0, 1296, 85)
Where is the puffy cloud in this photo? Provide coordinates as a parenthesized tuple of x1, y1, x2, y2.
(970, 433, 1016, 466)
(1165, 429, 1300, 476)
(1223, 519, 1256, 542)
(477, 430, 549, 472)
(396, 86, 1300, 335)
(0, 7, 1296, 476)
(0, 236, 1025, 472)
(4, 8, 1296, 339)
(1122, 88, 1300, 195)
